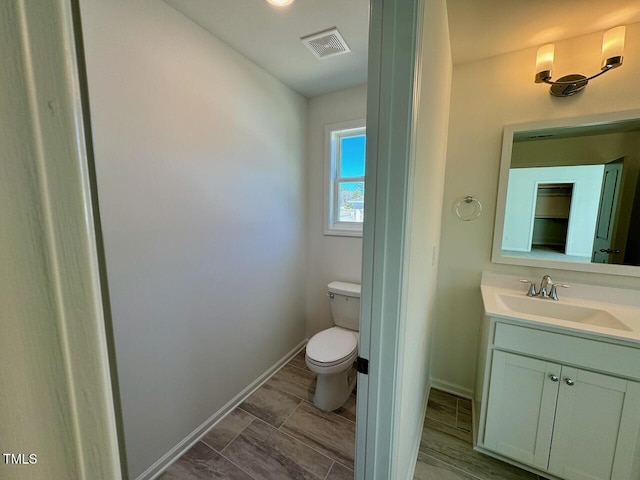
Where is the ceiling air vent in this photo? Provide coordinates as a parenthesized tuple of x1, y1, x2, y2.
(301, 28, 351, 60)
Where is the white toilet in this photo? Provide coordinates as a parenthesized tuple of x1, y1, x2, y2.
(306, 281, 360, 411)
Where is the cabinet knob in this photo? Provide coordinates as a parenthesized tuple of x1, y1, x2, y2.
(565, 378, 575, 386)
(549, 374, 559, 382)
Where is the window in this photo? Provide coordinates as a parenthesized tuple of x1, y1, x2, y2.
(324, 120, 366, 236)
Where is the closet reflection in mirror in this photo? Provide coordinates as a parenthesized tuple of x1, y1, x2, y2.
(500, 117, 640, 266)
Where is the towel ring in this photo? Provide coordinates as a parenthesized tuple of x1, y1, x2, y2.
(455, 196, 482, 221)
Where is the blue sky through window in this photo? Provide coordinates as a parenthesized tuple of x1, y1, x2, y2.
(340, 135, 366, 178)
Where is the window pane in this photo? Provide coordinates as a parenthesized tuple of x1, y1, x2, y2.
(338, 181, 365, 223)
(340, 135, 366, 178)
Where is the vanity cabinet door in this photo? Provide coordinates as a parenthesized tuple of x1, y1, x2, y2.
(483, 351, 561, 470)
(548, 368, 640, 480)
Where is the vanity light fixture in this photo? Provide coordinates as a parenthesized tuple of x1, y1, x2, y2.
(534, 26, 625, 97)
(266, 0, 294, 6)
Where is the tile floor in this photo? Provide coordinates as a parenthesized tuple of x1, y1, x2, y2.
(415, 389, 547, 480)
(159, 349, 356, 480)
(159, 349, 542, 480)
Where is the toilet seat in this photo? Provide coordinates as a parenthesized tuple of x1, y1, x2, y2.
(306, 327, 358, 367)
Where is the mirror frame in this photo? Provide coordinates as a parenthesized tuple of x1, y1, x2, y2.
(492, 108, 640, 278)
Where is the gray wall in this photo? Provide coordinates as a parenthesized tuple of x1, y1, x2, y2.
(306, 85, 367, 337)
(79, 0, 308, 477)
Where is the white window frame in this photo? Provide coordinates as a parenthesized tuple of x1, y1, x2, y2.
(324, 119, 367, 237)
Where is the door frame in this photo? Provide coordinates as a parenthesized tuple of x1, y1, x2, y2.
(1, 0, 122, 478)
(356, 0, 425, 478)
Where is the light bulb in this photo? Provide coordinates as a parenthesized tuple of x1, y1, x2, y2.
(266, 0, 294, 6)
(535, 44, 555, 83)
(601, 26, 625, 69)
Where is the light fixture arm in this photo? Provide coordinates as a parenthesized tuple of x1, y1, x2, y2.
(539, 65, 614, 86)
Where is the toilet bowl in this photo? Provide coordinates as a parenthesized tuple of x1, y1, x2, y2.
(306, 281, 360, 411)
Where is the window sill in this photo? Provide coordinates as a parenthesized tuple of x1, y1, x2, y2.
(324, 227, 363, 238)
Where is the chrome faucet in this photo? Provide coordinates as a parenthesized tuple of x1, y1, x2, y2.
(520, 275, 569, 301)
(539, 275, 554, 298)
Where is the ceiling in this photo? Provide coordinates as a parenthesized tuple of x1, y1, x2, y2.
(164, 0, 640, 98)
(163, 0, 370, 98)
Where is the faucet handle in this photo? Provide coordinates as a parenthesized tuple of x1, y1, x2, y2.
(519, 279, 538, 297)
(549, 284, 569, 301)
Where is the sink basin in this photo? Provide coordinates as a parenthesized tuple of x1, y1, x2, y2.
(497, 294, 632, 331)
(481, 272, 640, 341)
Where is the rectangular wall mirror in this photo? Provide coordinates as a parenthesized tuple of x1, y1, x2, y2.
(492, 109, 640, 277)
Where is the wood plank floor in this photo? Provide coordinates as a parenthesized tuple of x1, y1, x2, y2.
(415, 390, 548, 480)
(159, 349, 356, 480)
(159, 349, 542, 480)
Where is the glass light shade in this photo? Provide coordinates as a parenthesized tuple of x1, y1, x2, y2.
(535, 44, 555, 82)
(601, 26, 625, 69)
(266, 0, 294, 5)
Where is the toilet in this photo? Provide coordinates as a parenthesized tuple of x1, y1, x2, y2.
(306, 281, 360, 411)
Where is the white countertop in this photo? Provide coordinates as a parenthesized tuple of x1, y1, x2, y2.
(481, 272, 640, 344)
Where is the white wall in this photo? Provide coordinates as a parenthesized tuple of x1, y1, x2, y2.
(306, 84, 367, 336)
(503, 165, 604, 255)
(79, 0, 308, 477)
(394, 1, 452, 478)
(431, 23, 640, 397)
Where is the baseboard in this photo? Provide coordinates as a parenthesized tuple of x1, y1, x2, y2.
(429, 377, 474, 399)
(136, 339, 308, 480)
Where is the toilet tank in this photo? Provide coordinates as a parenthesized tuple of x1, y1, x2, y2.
(327, 281, 361, 331)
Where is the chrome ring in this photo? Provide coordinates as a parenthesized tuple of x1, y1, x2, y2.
(455, 196, 482, 222)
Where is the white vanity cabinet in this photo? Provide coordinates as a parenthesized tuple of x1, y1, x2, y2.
(476, 318, 640, 480)
(483, 351, 559, 470)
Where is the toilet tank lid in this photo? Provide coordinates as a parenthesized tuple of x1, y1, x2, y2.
(327, 281, 361, 298)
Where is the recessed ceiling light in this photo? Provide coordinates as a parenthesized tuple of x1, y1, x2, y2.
(266, 0, 294, 6)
